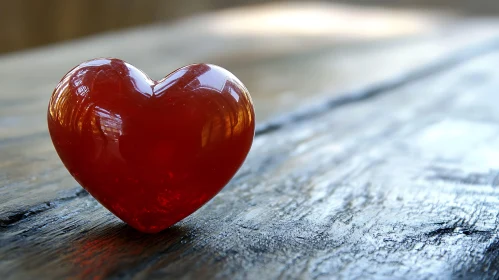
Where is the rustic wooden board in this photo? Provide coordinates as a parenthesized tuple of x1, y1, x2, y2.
(3, 3, 499, 279)
(2, 2, 499, 224)
(3, 24, 499, 279)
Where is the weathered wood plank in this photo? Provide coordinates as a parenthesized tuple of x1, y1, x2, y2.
(2, 2, 499, 225)
(2, 36, 499, 279)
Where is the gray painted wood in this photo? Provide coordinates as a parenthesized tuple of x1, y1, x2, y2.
(3, 6, 499, 279)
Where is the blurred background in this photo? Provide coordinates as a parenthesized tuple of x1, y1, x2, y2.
(1, 0, 499, 55)
(3, 0, 499, 127)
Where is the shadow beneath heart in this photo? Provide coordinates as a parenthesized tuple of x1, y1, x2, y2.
(64, 222, 199, 279)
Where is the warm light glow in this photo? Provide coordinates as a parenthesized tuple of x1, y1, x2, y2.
(204, 2, 444, 39)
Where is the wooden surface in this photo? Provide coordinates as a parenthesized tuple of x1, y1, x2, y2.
(2, 3, 499, 279)
(0, 0, 272, 54)
(2, 0, 499, 54)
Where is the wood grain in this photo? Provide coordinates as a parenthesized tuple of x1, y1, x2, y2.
(1, 4, 498, 224)
(3, 36, 499, 279)
(3, 3, 499, 279)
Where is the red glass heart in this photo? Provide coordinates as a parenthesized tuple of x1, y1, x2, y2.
(48, 58, 255, 233)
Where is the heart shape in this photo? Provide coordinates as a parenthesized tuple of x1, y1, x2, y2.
(48, 58, 255, 233)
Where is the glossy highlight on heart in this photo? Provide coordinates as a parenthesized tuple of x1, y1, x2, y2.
(48, 58, 255, 233)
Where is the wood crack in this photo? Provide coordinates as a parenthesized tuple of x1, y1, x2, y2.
(0, 188, 88, 228)
(255, 37, 499, 136)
